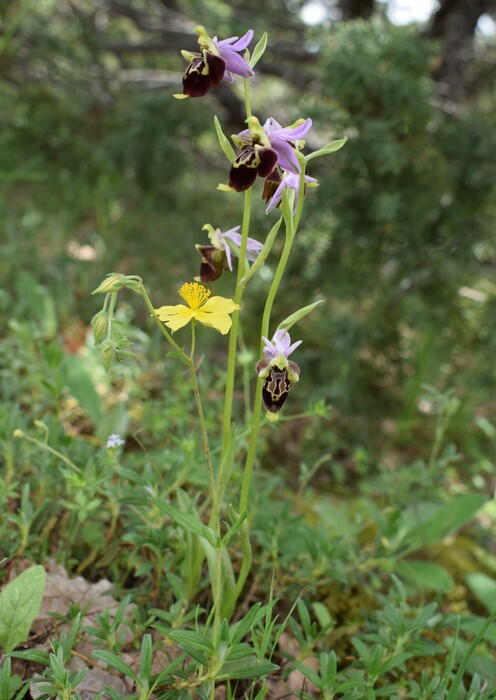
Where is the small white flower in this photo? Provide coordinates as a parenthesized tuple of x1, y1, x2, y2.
(106, 434, 125, 449)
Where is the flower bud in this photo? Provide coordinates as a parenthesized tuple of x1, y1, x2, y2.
(99, 339, 115, 373)
(92, 273, 126, 295)
(91, 310, 108, 345)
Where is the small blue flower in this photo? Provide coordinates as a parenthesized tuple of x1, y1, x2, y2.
(106, 434, 125, 449)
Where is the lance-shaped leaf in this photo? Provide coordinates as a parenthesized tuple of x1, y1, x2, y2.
(250, 32, 268, 68)
(241, 216, 282, 286)
(150, 497, 216, 546)
(214, 116, 236, 163)
(277, 300, 325, 332)
(305, 137, 347, 162)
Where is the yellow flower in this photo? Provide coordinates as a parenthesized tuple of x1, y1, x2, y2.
(155, 282, 239, 335)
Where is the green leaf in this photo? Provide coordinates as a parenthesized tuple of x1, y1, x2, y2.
(446, 609, 496, 700)
(153, 653, 188, 684)
(167, 630, 214, 652)
(459, 614, 496, 645)
(240, 217, 282, 286)
(312, 602, 334, 631)
(139, 633, 153, 680)
(219, 657, 278, 680)
(377, 651, 413, 675)
(277, 300, 325, 332)
(10, 649, 50, 664)
(0, 565, 46, 653)
(221, 511, 248, 547)
(306, 137, 347, 162)
(292, 661, 323, 689)
(201, 539, 236, 620)
(92, 650, 137, 681)
(250, 32, 268, 68)
(466, 572, 496, 612)
(225, 643, 255, 661)
(166, 631, 212, 667)
(62, 355, 101, 424)
(150, 498, 216, 546)
(399, 494, 487, 555)
(230, 603, 264, 646)
(320, 651, 337, 688)
(214, 116, 236, 163)
(396, 560, 454, 593)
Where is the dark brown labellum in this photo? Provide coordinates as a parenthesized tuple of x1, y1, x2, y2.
(261, 366, 292, 413)
(228, 145, 278, 192)
(182, 52, 226, 97)
(205, 52, 226, 87)
(228, 146, 260, 191)
(196, 245, 226, 282)
(262, 167, 282, 203)
(257, 147, 278, 178)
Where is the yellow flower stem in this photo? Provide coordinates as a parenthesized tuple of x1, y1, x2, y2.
(137, 282, 188, 363)
(188, 326, 222, 666)
(187, 321, 218, 526)
(106, 292, 117, 341)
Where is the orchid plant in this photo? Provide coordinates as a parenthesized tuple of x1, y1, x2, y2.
(91, 23, 346, 694)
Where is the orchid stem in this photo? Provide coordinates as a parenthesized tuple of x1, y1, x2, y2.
(239, 181, 304, 515)
(216, 188, 252, 516)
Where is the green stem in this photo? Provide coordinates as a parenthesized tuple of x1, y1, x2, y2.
(239, 187, 301, 514)
(106, 292, 117, 341)
(244, 77, 252, 119)
(13, 429, 81, 473)
(138, 282, 188, 361)
(219, 76, 253, 475)
(218, 188, 253, 490)
(188, 324, 218, 529)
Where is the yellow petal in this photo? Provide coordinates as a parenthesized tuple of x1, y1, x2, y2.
(196, 310, 233, 335)
(154, 304, 194, 331)
(201, 296, 240, 314)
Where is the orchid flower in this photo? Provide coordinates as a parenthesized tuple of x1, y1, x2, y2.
(256, 329, 301, 413)
(228, 116, 313, 192)
(265, 171, 318, 214)
(214, 32, 255, 83)
(175, 26, 254, 99)
(262, 117, 313, 174)
(262, 329, 302, 360)
(155, 282, 239, 335)
(196, 225, 263, 282)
